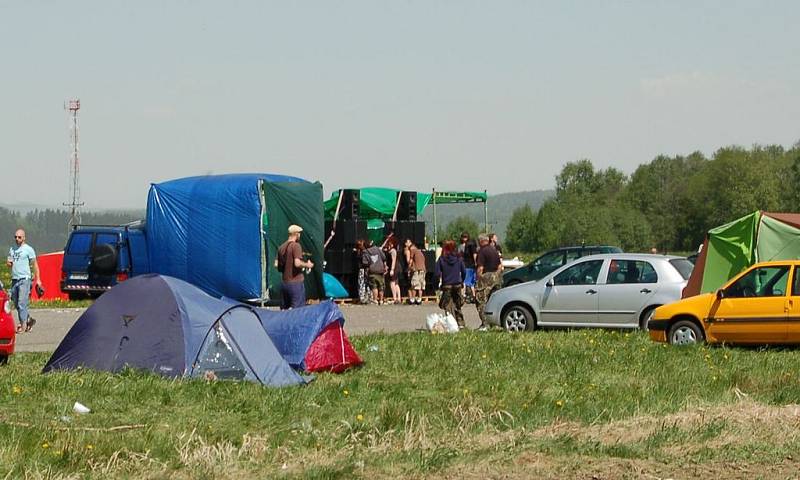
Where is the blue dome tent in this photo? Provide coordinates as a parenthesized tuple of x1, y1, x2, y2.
(43, 274, 306, 387)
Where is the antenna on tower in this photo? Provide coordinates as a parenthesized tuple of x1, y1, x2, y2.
(64, 99, 84, 230)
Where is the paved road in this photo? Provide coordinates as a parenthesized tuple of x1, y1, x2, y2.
(15, 301, 485, 353)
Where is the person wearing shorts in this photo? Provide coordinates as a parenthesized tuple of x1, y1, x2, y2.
(362, 241, 387, 305)
(405, 238, 426, 305)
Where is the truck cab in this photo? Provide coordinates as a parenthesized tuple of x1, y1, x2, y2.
(61, 223, 150, 299)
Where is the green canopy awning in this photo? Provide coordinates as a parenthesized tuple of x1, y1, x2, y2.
(324, 188, 487, 221)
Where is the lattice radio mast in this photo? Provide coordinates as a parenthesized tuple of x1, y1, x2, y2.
(64, 99, 84, 229)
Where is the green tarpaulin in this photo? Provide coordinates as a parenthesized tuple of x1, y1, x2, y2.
(263, 181, 325, 301)
(756, 215, 800, 262)
(700, 211, 759, 294)
(324, 188, 487, 220)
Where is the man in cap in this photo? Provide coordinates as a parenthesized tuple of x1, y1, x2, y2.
(276, 224, 314, 309)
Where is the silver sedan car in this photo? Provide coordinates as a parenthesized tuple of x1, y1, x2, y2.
(484, 254, 693, 332)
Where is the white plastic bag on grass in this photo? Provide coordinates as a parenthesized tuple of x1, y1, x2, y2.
(442, 313, 459, 333)
(426, 313, 459, 334)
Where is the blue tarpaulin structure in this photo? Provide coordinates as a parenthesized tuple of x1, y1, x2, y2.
(43, 275, 307, 387)
(255, 300, 344, 370)
(146, 174, 324, 302)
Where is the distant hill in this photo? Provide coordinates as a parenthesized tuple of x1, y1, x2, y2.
(419, 189, 553, 240)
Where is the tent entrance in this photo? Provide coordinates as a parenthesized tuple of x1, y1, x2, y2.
(191, 322, 254, 381)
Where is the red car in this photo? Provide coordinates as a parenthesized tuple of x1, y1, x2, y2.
(0, 285, 15, 364)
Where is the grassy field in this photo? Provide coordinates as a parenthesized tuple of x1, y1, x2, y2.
(4, 329, 800, 479)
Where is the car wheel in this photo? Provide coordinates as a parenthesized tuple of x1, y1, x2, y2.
(667, 320, 703, 346)
(639, 306, 657, 331)
(501, 305, 534, 332)
(0, 355, 7, 366)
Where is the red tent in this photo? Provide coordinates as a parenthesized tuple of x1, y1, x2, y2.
(304, 322, 363, 373)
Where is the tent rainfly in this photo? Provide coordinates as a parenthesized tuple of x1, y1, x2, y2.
(684, 211, 800, 298)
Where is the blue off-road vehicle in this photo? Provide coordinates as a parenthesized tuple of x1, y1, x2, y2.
(61, 223, 150, 300)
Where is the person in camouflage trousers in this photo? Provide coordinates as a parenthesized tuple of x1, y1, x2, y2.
(435, 239, 467, 328)
(475, 234, 503, 331)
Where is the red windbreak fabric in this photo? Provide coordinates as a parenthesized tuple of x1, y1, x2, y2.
(682, 238, 709, 298)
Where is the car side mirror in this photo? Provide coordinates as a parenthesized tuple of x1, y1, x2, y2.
(716, 289, 725, 299)
(545, 278, 554, 287)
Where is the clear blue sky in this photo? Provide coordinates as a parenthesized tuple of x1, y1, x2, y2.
(2, 1, 798, 209)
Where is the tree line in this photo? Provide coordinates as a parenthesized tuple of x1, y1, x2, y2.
(502, 143, 800, 254)
(0, 208, 145, 253)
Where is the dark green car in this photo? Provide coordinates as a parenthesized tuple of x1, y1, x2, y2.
(502, 245, 623, 287)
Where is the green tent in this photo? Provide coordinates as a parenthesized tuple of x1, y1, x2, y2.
(683, 211, 800, 297)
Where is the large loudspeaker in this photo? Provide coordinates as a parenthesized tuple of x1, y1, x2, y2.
(388, 221, 425, 248)
(398, 191, 417, 221)
(339, 189, 360, 221)
(324, 220, 367, 249)
(324, 249, 358, 275)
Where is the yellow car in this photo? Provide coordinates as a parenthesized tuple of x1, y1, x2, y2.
(649, 261, 800, 345)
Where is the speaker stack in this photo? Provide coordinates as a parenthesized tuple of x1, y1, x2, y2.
(324, 190, 365, 293)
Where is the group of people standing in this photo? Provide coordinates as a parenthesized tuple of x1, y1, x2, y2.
(277, 223, 504, 331)
(435, 232, 503, 331)
(355, 236, 427, 305)
(355, 230, 504, 331)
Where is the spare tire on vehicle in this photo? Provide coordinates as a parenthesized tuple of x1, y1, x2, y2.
(90, 244, 118, 275)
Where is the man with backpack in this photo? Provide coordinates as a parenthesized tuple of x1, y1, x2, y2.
(276, 224, 314, 309)
(361, 240, 387, 305)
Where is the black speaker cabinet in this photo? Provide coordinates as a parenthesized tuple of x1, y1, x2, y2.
(324, 220, 368, 249)
(398, 191, 417, 221)
(339, 189, 360, 221)
(324, 248, 359, 275)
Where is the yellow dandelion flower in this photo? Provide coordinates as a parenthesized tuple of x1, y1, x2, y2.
(12, 385, 21, 394)
(723, 354, 729, 360)
(481, 353, 487, 359)
(41, 442, 50, 449)
(555, 400, 564, 407)
(86, 444, 94, 450)
(356, 414, 364, 421)
(343, 389, 349, 396)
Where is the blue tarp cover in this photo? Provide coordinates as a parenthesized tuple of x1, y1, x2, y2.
(255, 300, 343, 370)
(146, 174, 306, 300)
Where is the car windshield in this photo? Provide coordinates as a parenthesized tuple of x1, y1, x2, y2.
(668, 258, 694, 280)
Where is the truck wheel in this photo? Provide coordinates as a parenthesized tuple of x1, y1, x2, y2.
(91, 244, 118, 274)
